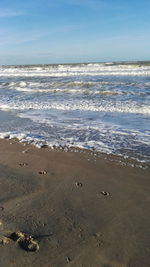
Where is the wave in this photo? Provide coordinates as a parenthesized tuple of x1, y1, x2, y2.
(0, 71, 150, 77)
(0, 63, 150, 77)
(0, 80, 134, 88)
(0, 85, 123, 95)
(0, 100, 149, 115)
(3, 87, 150, 96)
(2, 87, 148, 96)
(0, 80, 149, 96)
(2, 80, 148, 87)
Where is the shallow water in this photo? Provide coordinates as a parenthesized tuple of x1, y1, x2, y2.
(0, 62, 150, 162)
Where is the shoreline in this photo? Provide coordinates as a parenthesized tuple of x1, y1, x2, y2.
(0, 138, 150, 266)
(0, 102, 149, 166)
(0, 137, 149, 176)
(0, 134, 149, 170)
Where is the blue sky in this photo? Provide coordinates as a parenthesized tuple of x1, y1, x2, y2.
(0, 0, 150, 64)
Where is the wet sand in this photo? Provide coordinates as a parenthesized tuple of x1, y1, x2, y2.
(0, 139, 149, 267)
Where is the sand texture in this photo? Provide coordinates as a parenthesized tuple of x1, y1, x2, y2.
(0, 139, 149, 267)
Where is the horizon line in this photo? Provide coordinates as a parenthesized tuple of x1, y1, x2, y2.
(1, 59, 150, 67)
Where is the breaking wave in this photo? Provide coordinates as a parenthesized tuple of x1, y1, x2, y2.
(0, 100, 149, 115)
(0, 62, 149, 163)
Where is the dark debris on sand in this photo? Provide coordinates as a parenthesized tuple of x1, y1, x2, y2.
(0, 231, 40, 252)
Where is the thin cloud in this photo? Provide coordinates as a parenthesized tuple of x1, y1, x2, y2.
(0, 23, 78, 47)
(0, 28, 42, 46)
(0, 34, 39, 46)
(0, 9, 23, 17)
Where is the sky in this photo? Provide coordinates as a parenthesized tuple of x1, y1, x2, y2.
(0, 0, 150, 65)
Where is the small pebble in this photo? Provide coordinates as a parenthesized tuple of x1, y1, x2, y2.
(40, 144, 48, 148)
(0, 236, 10, 245)
(4, 134, 10, 139)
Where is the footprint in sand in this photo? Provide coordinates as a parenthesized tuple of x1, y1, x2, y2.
(19, 162, 28, 167)
(66, 256, 71, 263)
(22, 149, 30, 154)
(75, 182, 83, 187)
(100, 191, 110, 196)
(39, 170, 47, 175)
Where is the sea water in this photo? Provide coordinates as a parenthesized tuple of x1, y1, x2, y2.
(0, 62, 149, 163)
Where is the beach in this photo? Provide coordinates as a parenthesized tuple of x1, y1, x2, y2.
(0, 62, 149, 266)
(1, 0, 150, 263)
(0, 138, 149, 266)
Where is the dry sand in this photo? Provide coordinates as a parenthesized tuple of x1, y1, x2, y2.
(0, 139, 149, 267)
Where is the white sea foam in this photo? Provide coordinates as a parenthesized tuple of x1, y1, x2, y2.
(0, 100, 149, 115)
(0, 86, 124, 95)
(0, 63, 150, 77)
(0, 129, 149, 166)
(0, 62, 150, 163)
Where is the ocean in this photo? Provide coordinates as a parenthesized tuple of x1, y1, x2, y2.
(0, 62, 150, 164)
